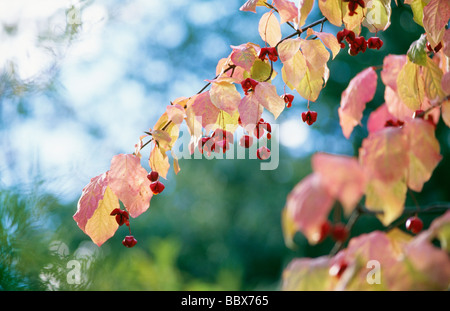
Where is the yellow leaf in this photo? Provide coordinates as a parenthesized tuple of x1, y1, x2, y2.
(397, 61, 425, 111)
(85, 186, 119, 247)
(318, 0, 342, 27)
(365, 178, 407, 226)
(258, 11, 281, 47)
(422, 56, 445, 102)
(281, 50, 307, 90)
(442, 99, 450, 127)
(297, 0, 315, 27)
(362, 0, 392, 32)
(149, 144, 170, 179)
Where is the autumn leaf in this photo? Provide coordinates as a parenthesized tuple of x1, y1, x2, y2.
(397, 60, 425, 111)
(384, 86, 414, 121)
(258, 11, 282, 47)
(238, 92, 264, 132)
(367, 103, 398, 134)
(312, 153, 366, 214)
(423, 0, 450, 48)
(422, 56, 445, 102)
(318, 0, 342, 27)
(281, 50, 307, 91)
(108, 154, 153, 218)
(209, 80, 241, 115)
(307, 29, 341, 60)
(230, 43, 258, 72)
(362, 0, 392, 32)
(284, 173, 335, 245)
(381, 54, 407, 92)
(74, 173, 120, 247)
(186, 92, 220, 135)
(149, 144, 170, 180)
(240, 0, 267, 12)
(282, 256, 334, 290)
(84, 186, 120, 247)
(404, 119, 442, 192)
(339, 67, 378, 138)
(277, 38, 302, 63)
(296, 0, 315, 27)
(254, 81, 285, 119)
(359, 127, 408, 183)
(273, 0, 298, 24)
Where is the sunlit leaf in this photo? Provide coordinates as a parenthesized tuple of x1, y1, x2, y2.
(108, 154, 152, 217)
(210, 80, 241, 115)
(339, 67, 378, 138)
(84, 186, 120, 247)
(296, 0, 315, 27)
(239, 0, 267, 12)
(285, 173, 335, 244)
(282, 256, 334, 290)
(258, 11, 282, 47)
(404, 119, 442, 192)
(312, 153, 366, 214)
(359, 127, 408, 183)
(397, 60, 426, 111)
(186, 92, 220, 134)
(318, 0, 342, 26)
(149, 144, 170, 180)
(230, 43, 258, 72)
(281, 50, 307, 90)
(422, 56, 445, 102)
(367, 103, 398, 134)
(407, 34, 428, 66)
(238, 92, 264, 132)
(423, 0, 450, 48)
(381, 54, 407, 92)
(277, 38, 302, 63)
(363, 0, 391, 32)
(273, 0, 298, 24)
(254, 81, 285, 119)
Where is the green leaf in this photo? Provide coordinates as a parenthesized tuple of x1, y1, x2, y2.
(250, 59, 273, 81)
(407, 34, 428, 66)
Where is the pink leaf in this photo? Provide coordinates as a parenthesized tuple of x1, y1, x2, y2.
(359, 127, 409, 183)
(423, 0, 450, 48)
(166, 104, 185, 126)
(74, 172, 111, 232)
(339, 67, 378, 138)
(254, 81, 285, 119)
(404, 119, 442, 192)
(240, 0, 266, 13)
(108, 154, 153, 218)
(444, 28, 450, 57)
(258, 12, 282, 47)
(285, 173, 335, 244)
(230, 43, 258, 72)
(273, 0, 298, 24)
(367, 103, 398, 134)
(381, 54, 407, 92)
(384, 86, 414, 121)
(187, 91, 220, 133)
(73, 172, 120, 247)
(312, 153, 366, 214)
(238, 92, 264, 132)
(209, 80, 241, 115)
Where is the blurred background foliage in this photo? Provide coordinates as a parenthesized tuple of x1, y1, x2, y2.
(1, 0, 449, 290)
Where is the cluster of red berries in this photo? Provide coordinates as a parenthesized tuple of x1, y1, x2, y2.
(241, 78, 259, 95)
(302, 110, 318, 125)
(110, 208, 137, 248)
(343, 0, 365, 16)
(258, 47, 279, 62)
(337, 29, 383, 56)
(238, 117, 272, 160)
(317, 221, 349, 244)
(198, 128, 234, 156)
(148, 171, 165, 195)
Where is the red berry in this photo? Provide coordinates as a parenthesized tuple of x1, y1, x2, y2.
(110, 208, 130, 226)
(317, 221, 332, 243)
(349, 36, 367, 55)
(283, 94, 294, 108)
(259, 47, 278, 62)
(147, 171, 159, 182)
(239, 135, 253, 148)
(241, 78, 259, 95)
(331, 223, 348, 242)
(256, 146, 271, 160)
(367, 37, 383, 50)
(329, 260, 348, 278)
(122, 235, 137, 248)
(150, 181, 165, 195)
(301, 111, 318, 125)
(406, 216, 423, 234)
